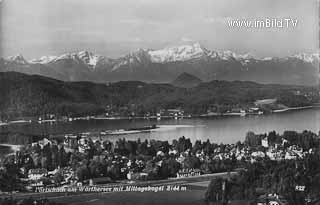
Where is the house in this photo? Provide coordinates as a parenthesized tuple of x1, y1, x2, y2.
(288, 145, 303, 158)
(176, 168, 201, 178)
(64, 134, 79, 148)
(251, 151, 265, 158)
(261, 137, 269, 148)
(165, 109, 184, 117)
(87, 177, 113, 185)
(257, 194, 289, 205)
(281, 138, 289, 146)
(168, 149, 178, 155)
(31, 138, 52, 149)
(127, 171, 148, 180)
(157, 151, 165, 157)
(284, 152, 297, 160)
(176, 154, 185, 164)
(266, 151, 276, 160)
(28, 168, 48, 181)
(48, 168, 59, 176)
(78, 138, 90, 153)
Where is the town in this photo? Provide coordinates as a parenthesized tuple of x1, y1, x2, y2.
(0, 130, 319, 204)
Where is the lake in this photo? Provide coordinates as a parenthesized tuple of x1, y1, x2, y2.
(0, 108, 319, 144)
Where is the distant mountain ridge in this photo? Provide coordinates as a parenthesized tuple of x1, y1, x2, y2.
(0, 72, 317, 119)
(1, 43, 319, 85)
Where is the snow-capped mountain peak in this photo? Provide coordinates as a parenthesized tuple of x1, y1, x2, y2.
(217, 50, 237, 60)
(7, 54, 28, 64)
(6, 51, 111, 70)
(148, 43, 208, 63)
(30, 55, 57, 64)
(76, 51, 102, 68)
(292, 53, 320, 63)
(214, 50, 254, 61)
(236, 53, 255, 60)
(127, 48, 151, 59)
(262, 57, 273, 61)
(5, 45, 319, 74)
(110, 48, 151, 71)
(42, 51, 107, 69)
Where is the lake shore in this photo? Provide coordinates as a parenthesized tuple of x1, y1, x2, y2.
(0, 106, 319, 145)
(0, 144, 23, 152)
(1, 104, 320, 125)
(272, 104, 320, 113)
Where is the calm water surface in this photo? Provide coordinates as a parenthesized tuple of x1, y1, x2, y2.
(1, 108, 319, 144)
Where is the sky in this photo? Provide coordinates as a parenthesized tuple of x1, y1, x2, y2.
(0, 0, 319, 59)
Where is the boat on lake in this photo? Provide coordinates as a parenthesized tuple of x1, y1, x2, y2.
(101, 125, 158, 135)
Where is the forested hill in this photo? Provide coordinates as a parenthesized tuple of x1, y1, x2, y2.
(0, 72, 318, 119)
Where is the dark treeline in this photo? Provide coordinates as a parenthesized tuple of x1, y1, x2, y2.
(205, 154, 320, 205)
(0, 72, 318, 119)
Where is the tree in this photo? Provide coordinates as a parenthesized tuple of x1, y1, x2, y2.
(192, 140, 202, 154)
(245, 131, 262, 147)
(167, 158, 181, 177)
(183, 155, 200, 169)
(108, 164, 121, 180)
(0, 170, 20, 191)
(103, 140, 113, 153)
(174, 136, 192, 153)
(143, 160, 160, 180)
(53, 171, 64, 185)
(57, 146, 68, 167)
(76, 165, 90, 181)
(205, 177, 226, 204)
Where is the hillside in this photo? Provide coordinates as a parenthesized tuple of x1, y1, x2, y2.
(0, 72, 318, 119)
(171, 72, 202, 88)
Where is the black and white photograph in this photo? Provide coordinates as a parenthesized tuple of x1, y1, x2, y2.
(0, 0, 319, 204)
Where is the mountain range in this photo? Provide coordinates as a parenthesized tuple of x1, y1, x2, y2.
(0, 43, 319, 85)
